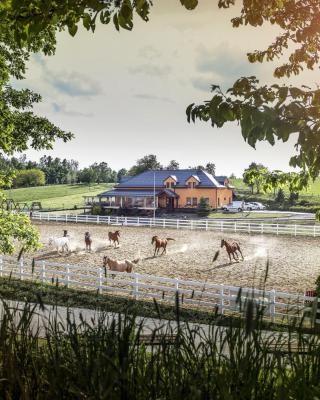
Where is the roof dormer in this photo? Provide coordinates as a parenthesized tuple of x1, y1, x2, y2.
(185, 175, 200, 188)
(163, 175, 177, 189)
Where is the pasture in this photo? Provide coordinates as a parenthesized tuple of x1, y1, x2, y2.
(28, 221, 320, 294)
(4, 183, 113, 209)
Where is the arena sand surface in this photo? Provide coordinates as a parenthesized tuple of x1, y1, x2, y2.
(28, 221, 320, 294)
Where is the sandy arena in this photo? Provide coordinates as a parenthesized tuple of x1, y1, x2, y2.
(25, 221, 320, 294)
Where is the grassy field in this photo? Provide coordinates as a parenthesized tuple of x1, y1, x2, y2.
(3, 183, 114, 209)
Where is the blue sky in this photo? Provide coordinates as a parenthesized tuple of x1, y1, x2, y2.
(17, 0, 314, 176)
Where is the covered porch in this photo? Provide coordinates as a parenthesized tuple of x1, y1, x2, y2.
(84, 189, 179, 211)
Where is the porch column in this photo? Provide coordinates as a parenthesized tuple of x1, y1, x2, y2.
(120, 197, 123, 207)
(144, 197, 147, 208)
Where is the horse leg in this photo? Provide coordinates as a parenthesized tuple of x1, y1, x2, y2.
(238, 248, 244, 260)
(228, 252, 232, 263)
(154, 246, 157, 257)
(232, 251, 238, 261)
(161, 245, 166, 255)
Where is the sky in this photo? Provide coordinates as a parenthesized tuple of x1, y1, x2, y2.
(16, 0, 317, 177)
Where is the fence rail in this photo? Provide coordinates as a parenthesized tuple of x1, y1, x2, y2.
(0, 256, 318, 324)
(28, 211, 320, 237)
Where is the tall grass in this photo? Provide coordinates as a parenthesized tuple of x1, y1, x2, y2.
(0, 294, 319, 399)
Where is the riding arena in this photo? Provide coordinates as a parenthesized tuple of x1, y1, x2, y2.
(23, 217, 320, 295)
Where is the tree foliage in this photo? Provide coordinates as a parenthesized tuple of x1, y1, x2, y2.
(12, 169, 45, 188)
(129, 154, 162, 176)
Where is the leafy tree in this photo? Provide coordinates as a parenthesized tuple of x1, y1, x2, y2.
(229, 173, 236, 179)
(167, 160, 180, 170)
(128, 154, 162, 176)
(13, 169, 45, 188)
(205, 162, 216, 176)
(243, 163, 268, 194)
(117, 168, 128, 182)
(89, 162, 116, 183)
(78, 168, 98, 185)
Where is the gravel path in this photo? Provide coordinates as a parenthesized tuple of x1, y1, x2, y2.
(27, 221, 320, 294)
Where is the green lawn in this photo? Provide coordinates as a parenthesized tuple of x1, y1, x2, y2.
(3, 183, 114, 210)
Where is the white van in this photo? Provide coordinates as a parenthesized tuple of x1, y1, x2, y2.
(223, 201, 245, 212)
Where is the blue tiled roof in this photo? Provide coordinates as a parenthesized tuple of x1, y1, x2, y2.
(116, 169, 224, 189)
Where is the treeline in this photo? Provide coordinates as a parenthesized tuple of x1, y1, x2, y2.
(1, 154, 218, 188)
(243, 162, 309, 203)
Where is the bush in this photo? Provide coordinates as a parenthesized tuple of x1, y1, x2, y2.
(91, 205, 103, 215)
(197, 197, 211, 217)
(12, 169, 45, 188)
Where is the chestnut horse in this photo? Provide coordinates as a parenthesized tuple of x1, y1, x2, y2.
(84, 232, 92, 251)
(108, 230, 120, 248)
(221, 239, 244, 263)
(103, 256, 139, 274)
(151, 236, 175, 256)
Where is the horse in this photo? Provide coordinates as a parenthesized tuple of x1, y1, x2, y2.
(220, 239, 244, 263)
(151, 236, 175, 257)
(102, 256, 139, 275)
(108, 230, 120, 248)
(84, 232, 92, 251)
(48, 236, 70, 254)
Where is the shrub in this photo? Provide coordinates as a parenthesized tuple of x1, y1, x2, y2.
(197, 197, 211, 217)
(275, 188, 285, 204)
(12, 169, 45, 188)
(91, 205, 103, 215)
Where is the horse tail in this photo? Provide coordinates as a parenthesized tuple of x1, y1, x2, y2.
(166, 238, 175, 241)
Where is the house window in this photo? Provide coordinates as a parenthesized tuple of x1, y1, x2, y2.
(186, 197, 191, 206)
(192, 197, 197, 206)
(188, 182, 192, 188)
(204, 198, 209, 205)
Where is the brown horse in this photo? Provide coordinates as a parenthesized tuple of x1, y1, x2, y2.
(84, 232, 92, 251)
(108, 230, 120, 248)
(103, 256, 139, 274)
(221, 239, 244, 263)
(151, 236, 175, 256)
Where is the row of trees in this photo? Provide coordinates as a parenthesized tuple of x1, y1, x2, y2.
(3, 154, 218, 188)
(243, 162, 309, 200)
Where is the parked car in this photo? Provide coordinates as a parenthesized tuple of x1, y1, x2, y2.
(223, 201, 245, 212)
(248, 202, 266, 210)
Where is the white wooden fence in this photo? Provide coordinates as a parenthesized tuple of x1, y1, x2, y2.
(0, 256, 318, 324)
(27, 211, 320, 237)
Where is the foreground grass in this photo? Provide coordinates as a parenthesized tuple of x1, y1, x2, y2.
(1, 283, 320, 399)
(4, 183, 114, 209)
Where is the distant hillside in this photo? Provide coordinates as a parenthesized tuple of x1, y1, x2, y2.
(4, 183, 114, 210)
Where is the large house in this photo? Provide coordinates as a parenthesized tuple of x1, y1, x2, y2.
(85, 169, 233, 213)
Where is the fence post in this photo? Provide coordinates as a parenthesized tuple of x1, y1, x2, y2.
(97, 215, 100, 224)
(41, 261, 46, 283)
(220, 284, 224, 314)
(86, 215, 88, 224)
(76, 214, 78, 223)
(276, 224, 279, 235)
(19, 258, 24, 281)
(220, 221, 223, 232)
(134, 274, 139, 300)
(66, 264, 70, 288)
(270, 289, 276, 322)
(163, 219, 165, 228)
(137, 217, 140, 227)
(314, 226, 316, 237)
(0, 256, 2, 278)
(124, 217, 127, 226)
(116, 216, 119, 225)
(98, 268, 103, 294)
(234, 222, 237, 233)
(65, 214, 68, 223)
(248, 223, 251, 234)
(261, 223, 264, 234)
(175, 278, 179, 295)
(177, 219, 179, 229)
(205, 220, 208, 231)
(294, 225, 297, 236)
